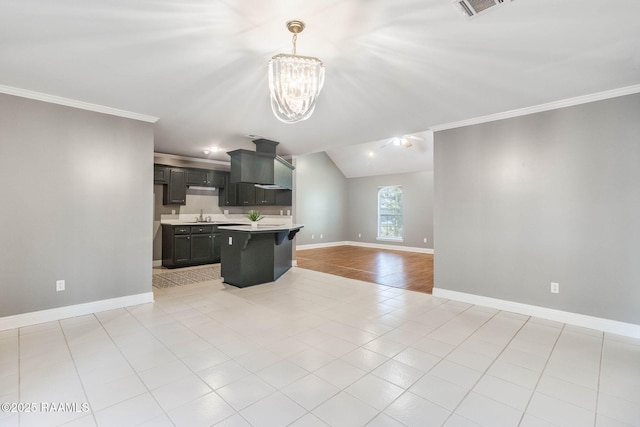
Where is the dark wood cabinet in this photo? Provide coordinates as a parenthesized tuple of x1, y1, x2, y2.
(186, 169, 210, 186)
(212, 234, 221, 263)
(211, 171, 226, 187)
(275, 189, 293, 206)
(218, 173, 292, 207)
(255, 187, 276, 205)
(163, 226, 191, 267)
(163, 168, 187, 205)
(185, 169, 227, 187)
(190, 233, 213, 263)
(237, 183, 257, 206)
(219, 173, 237, 207)
(156, 165, 229, 205)
(154, 165, 169, 184)
(173, 234, 191, 265)
(162, 224, 220, 268)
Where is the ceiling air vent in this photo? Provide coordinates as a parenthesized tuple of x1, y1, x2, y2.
(452, 0, 514, 18)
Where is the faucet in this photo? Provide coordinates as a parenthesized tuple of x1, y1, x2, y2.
(199, 209, 204, 222)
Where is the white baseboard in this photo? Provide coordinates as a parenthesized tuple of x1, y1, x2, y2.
(296, 241, 350, 250)
(152, 260, 162, 267)
(432, 288, 640, 339)
(296, 241, 434, 254)
(0, 292, 155, 331)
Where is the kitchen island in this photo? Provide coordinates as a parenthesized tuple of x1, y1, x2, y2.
(219, 224, 303, 288)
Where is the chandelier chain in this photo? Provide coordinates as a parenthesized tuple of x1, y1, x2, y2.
(291, 33, 297, 55)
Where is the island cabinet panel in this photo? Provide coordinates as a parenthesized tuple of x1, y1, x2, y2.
(163, 168, 187, 205)
(219, 225, 303, 287)
(221, 232, 275, 287)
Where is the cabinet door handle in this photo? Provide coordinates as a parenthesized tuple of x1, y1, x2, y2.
(209, 236, 212, 239)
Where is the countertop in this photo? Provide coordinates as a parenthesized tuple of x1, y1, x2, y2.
(162, 221, 245, 226)
(218, 224, 304, 233)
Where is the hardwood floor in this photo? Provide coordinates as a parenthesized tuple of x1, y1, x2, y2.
(296, 245, 434, 294)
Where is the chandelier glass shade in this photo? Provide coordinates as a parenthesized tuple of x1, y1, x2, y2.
(268, 21, 325, 124)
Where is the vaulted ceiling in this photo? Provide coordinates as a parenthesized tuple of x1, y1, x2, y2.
(1, 0, 639, 176)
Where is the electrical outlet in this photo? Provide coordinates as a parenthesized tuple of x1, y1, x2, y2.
(311, 234, 315, 239)
(171, 209, 176, 215)
(550, 282, 559, 294)
(423, 238, 427, 243)
(56, 280, 65, 292)
(228, 236, 232, 245)
(320, 233, 323, 239)
(358, 233, 361, 238)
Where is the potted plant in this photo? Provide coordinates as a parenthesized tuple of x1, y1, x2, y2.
(247, 210, 263, 228)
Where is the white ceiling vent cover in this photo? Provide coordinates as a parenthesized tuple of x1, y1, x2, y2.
(452, 0, 514, 18)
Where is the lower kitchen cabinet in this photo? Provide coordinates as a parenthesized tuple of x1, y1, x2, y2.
(190, 227, 214, 263)
(162, 224, 221, 268)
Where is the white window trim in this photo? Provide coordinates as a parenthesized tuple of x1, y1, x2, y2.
(377, 185, 403, 241)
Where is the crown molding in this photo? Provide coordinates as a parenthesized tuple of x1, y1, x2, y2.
(0, 84, 159, 123)
(431, 84, 640, 132)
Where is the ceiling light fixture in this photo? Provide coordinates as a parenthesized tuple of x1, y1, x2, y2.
(268, 20, 325, 124)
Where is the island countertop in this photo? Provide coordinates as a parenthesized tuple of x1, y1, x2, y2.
(218, 224, 304, 233)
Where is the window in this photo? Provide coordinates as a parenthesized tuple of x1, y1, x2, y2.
(377, 185, 403, 241)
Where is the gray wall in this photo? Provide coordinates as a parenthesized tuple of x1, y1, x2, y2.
(0, 94, 154, 317)
(347, 172, 434, 249)
(294, 152, 348, 245)
(434, 93, 640, 324)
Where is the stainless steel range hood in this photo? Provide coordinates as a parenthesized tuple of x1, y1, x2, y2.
(228, 139, 294, 190)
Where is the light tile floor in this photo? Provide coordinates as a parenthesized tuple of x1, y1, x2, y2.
(1, 268, 639, 427)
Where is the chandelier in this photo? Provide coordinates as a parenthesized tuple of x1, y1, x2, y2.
(268, 20, 325, 124)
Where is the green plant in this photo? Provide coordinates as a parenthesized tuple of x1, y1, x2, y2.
(247, 210, 263, 222)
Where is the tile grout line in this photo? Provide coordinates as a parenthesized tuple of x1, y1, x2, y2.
(516, 322, 566, 426)
(58, 318, 101, 426)
(435, 309, 532, 426)
(593, 331, 605, 427)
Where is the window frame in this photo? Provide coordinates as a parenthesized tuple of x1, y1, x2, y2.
(377, 185, 403, 242)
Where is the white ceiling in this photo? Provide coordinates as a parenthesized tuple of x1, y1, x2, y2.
(1, 0, 639, 177)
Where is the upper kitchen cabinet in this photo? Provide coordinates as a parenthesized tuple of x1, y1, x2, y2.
(237, 183, 257, 206)
(218, 172, 237, 207)
(210, 170, 226, 187)
(163, 168, 187, 205)
(275, 189, 293, 206)
(186, 168, 210, 186)
(186, 169, 227, 187)
(154, 165, 169, 184)
(255, 187, 276, 205)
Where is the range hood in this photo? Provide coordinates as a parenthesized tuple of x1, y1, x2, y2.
(228, 139, 294, 190)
